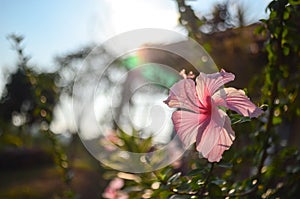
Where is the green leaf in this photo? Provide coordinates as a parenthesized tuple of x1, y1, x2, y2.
(283, 11, 290, 20)
(158, 167, 172, 181)
(282, 28, 288, 38)
(217, 162, 233, 169)
(177, 181, 192, 193)
(230, 114, 251, 125)
(169, 194, 190, 199)
(151, 189, 172, 198)
(208, 183, 223, 198)
(211, 179, 226, 185)
(187, 168, 206, 176)
(283, 46, 290, 56)
(289, 0, 300, 5)
(296, 108, 300, 116)
(167, 172, 182, 184)
(272, 116, 282, 125)
(159, 190, 172, 198)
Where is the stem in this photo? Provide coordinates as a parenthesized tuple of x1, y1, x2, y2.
(256, 82, 278, 178)
(198, 162, 215, 197)
(257, 6, 284, 182)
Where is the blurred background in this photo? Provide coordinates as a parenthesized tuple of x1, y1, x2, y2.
(1, 0, 299, 198)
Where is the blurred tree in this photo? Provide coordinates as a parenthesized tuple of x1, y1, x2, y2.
(0, 34, 74, 197)
(176, 0, 247, 39)
(0, 65, 33, 124)
(0, 35, 59, 147)
(177, 0, 203, 41)
(0, 35, 36, 148)
(202, 1, 234, 33)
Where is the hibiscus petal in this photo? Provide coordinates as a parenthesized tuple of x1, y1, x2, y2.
(118, 193, 129, 199)
(213, 87, 263, 118)
(196, 69, 235, 106)
(206, 114, 235, 162)
(164, 79, 203, 112)
(110, 178, 124, 190)
(172, 110, 209, 148)
(102, 188, 116, 199)
(196, 106, 225, 158)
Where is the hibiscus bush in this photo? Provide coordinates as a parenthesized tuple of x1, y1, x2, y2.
(101, 0, 300, 198)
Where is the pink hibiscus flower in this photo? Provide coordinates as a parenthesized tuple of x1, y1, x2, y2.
(102, 178, 128, 199)
(164, 69, 263, 162)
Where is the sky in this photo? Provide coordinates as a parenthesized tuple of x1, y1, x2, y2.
(0, 0, 271, 72)
(0, 0, 179, 71)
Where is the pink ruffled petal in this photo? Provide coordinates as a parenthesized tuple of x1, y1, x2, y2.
(206, 114, 235, 162)
(164, 79, 203, 112)
(110, 178, 124, 190)
(172, 110, 209, 147)
(102, 187, 117, 199)
(196, 106, 225, 158)
(118, 193, 129, 199)
(213, 87, 263, 118)
(196, 69, 235, 106)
